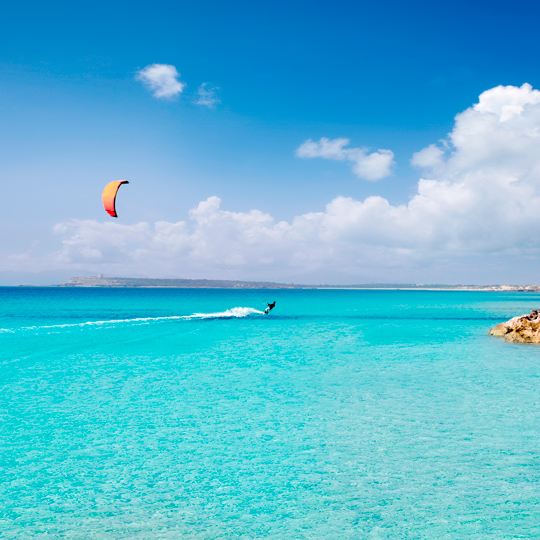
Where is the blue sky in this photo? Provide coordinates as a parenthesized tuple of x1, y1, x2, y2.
(2, 0, 540, 284)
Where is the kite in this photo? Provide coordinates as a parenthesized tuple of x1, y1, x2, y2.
(102, 180, 129, 218)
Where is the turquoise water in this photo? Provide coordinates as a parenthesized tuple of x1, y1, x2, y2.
(1, 288, 540, 539)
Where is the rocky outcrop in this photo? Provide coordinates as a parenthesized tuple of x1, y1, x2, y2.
(489, 309, 540, 343)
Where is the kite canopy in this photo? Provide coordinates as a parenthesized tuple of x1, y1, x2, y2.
(102, 180, 129, 218)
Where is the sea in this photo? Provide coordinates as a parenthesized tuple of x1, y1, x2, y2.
(1, 287, 539, 539)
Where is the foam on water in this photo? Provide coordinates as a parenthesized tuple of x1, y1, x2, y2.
(188, 306, 265, 319)
(0, 306, 265, 334)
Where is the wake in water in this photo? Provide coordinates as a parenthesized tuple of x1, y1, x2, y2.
(0, 307, 266, 334)
(188, 307, 264, 319)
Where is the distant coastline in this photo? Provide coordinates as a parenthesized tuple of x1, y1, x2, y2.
(37, 275, 540, 292)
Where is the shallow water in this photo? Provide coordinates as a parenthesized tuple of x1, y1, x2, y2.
(1, 288, 540, 538)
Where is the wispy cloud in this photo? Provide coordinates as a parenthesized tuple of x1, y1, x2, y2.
(197, 83, 221, 108)
(136, 64, 186, 99)
(296, 137, 394, 181)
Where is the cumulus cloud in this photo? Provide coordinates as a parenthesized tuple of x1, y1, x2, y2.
(136, 64, 186, 98)
(296, 137, 395, 181)
(411, 144, 445, 171)
(11, 83, 540, 283)
(197, 83, 221, 108)
(51, 198, 290, 276)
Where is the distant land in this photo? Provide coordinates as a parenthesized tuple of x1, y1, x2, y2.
(50, 275, 540, 291)
(60, 275, 303, 289)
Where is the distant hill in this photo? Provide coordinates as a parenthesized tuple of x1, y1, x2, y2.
(56, 276, 540, 291)
(0, 270, 94, 286)
(59, 276, 308, 289)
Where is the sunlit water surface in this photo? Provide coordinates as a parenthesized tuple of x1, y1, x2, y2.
(1, 288, 539, 539)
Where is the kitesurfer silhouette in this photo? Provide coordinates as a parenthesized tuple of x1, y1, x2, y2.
(264, 301, 276, 315)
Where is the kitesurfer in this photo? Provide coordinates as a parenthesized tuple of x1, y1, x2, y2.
(264, 301, 276, 314)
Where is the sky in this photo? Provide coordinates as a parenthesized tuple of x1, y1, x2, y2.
(2, 0, 540, 284)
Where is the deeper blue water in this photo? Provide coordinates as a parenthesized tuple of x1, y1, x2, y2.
(1, 287, 540, 539)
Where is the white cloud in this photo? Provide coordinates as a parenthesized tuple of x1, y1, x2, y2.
(9, 83, 540, 284)
(197, 83, 220, 108)
(411, 144, 445, 171)
(136, 64, 186, 98)
(296, 137, 394, 181)
(473, 82, 540, 121)
(296, 137, 350, 160)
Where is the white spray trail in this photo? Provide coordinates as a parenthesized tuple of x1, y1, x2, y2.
(187, 307, 265, 319)
(0, 307, 266, 334)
